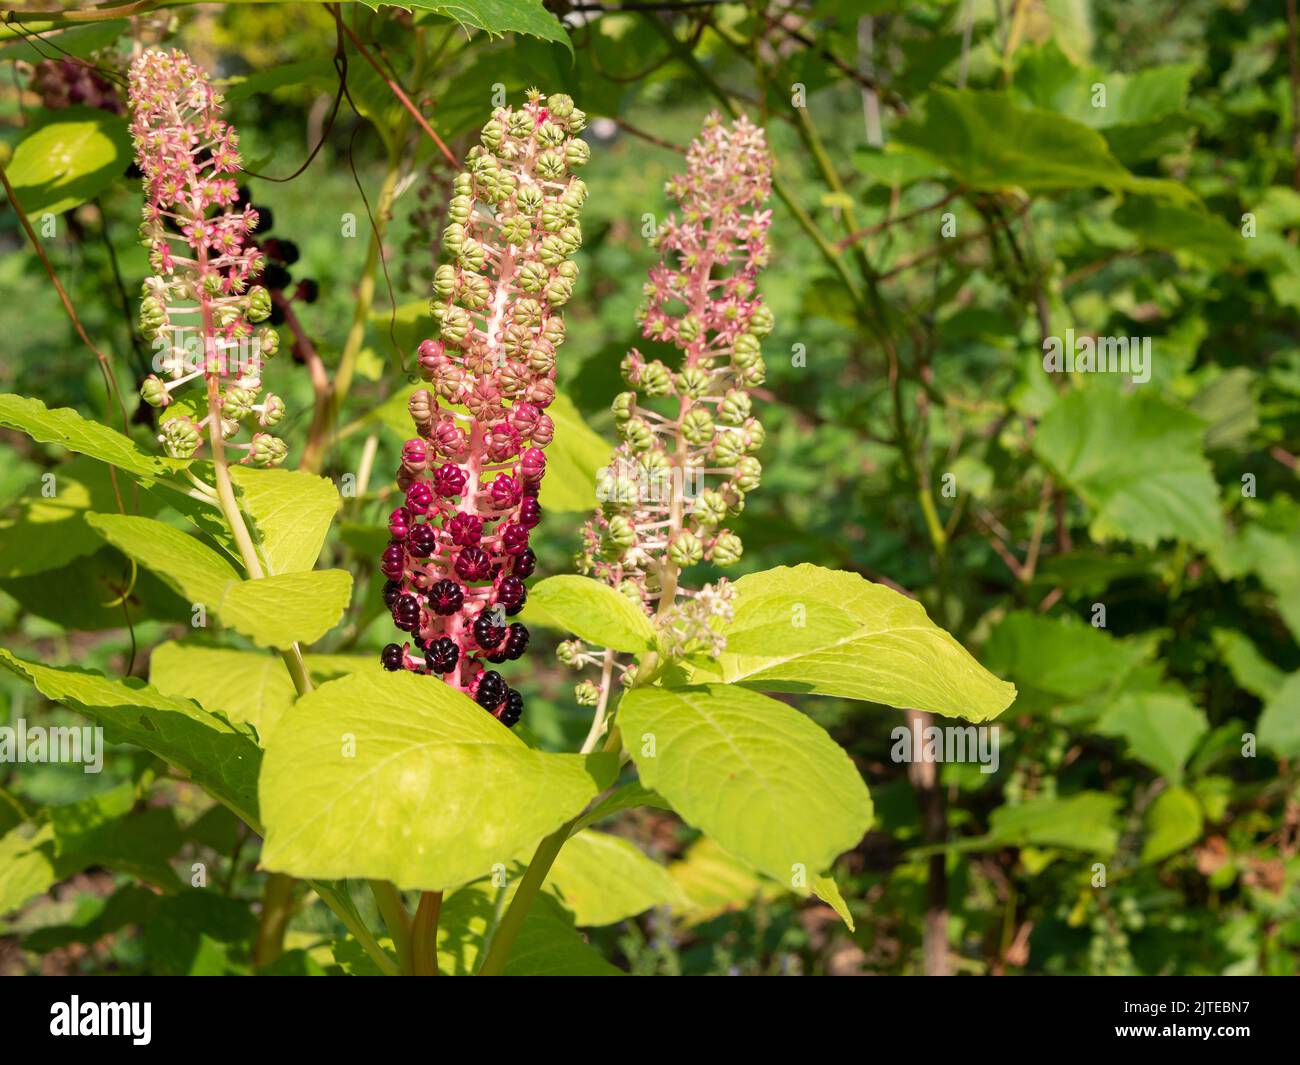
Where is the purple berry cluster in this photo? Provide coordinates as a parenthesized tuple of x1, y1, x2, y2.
(379, 89, 589, 728)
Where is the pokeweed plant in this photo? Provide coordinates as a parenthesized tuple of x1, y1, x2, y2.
(0, 51, 1015, 977)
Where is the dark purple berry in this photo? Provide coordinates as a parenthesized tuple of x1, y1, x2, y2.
(380, 644, 405, 671)
(381, 542, 406, 580)
(382, 580, 401, 609)
(496, 575, 526, 609)
(261, 262, 291, 291)
(407, 523, 438, 558)
(474, 611, 506, 650)
(513, 548, 537, 578)
(428, 579, 464, 616)
(251, 204, 274, 233)
(447, 511, 483, 547)
(476, 670, 507, 711)
(455, 545, 493, 582)
(393, 593, 422, 632)
(504, 622, 529, 660)
(497, 689, 523, 727)
(519, 496, 542, 529)
(296, 278, 319, 304)
(501, 522, 529, 555)
(432, 463, 467, 497)
(406, 481, 434, 515)
(425, 636, 459, 674)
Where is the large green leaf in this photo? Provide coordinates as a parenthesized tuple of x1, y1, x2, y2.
(5, 106, 132, 215)
(985, 793, 1122, 856)
(894, 89, 1191, 201)
(1096, 692, 1208, 783)
(983, 611, 1153, 701)
(0, 650, 262, 828)
(667, 837, 782, 924)
(525, 574, 656, 653)
(618, 684, 873, 883)
(1258, 671, 1300, 760)
(0, 457, 156, 579)
(692, 564, 1016, 722)
(544, 830, 684, 926)
(0, 823, 58, 917)
(1033, 388, 1223, 550)
(85, 513, 352, 648)
(357, 0, 572, 55)
(149, 644, 378, 743)
(228, 466, 340, 575)
(259, 671, 617, 891)
(0, 394, 180, 480)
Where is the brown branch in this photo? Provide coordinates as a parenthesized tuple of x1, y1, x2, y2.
(834, 189, 961, 252)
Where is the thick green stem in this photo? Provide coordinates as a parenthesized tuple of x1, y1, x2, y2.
(370, 879, 414, 974)
(251, 872, 296, 968)
(410, 891, 443, 976)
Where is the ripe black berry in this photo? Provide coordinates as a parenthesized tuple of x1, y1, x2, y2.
(261, 262, 291, 291)
(513, 548, 537, 578)
(428, 579, 464, 616)
(473, 611, 506, 650)
(519, 496, 542, 529)
(504, 622, 529, 660)
(407, 522, 438, 558)
(380, 643, 405, 671)
(393, 593, 422, 632)
(498, 689, 523, 727)
(476, 670, 507, 711)
(425, 636, 459, 674)
(496, 575, 526, 609)
(382, 580, 401, 609)
(455, 545, 492, 582)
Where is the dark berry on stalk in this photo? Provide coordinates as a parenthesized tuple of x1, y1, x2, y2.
(476, 670, 507, 711)
(433, 463, 467, 497)
(496, 575, 526, 609)
(513, 547, 537, 578)
(407, 522, 438, 558)
(380, 644, 405, 671)
(455, 545, 493, 582)
(504, 622, 529, 660)
(425, 636, 459, 674)
(251, 204, 274, 232)
(382, 580, 401, 609)
(474, 611, 506, 650)
(261, 262, 291, 291)
(296, 278, 320, 304)
(269, 303, 286, 326)
(500, 522, 529, 555)
(519, 496, 542, 529)
(429, 579, 464, 615)
(486, 649, 509, 663)
(498, 689, 523, 728)
(393, 593, 422, 632)
(263, 237, 299, 265)
(381, 542, 406, 580)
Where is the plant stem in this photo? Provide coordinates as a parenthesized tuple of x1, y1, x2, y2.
(475, 822, 571, 977)
(370, 879, 414, 974)
(410, 891, 443, 975)
(251, 872, 297, 968)
(579, 648, 617, 754)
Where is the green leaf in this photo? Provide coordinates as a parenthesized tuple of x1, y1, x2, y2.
(84, 513, 352, 648)
(0, 650, 262, 829)
(0, 394, 180, 480)
(228, 466, 340, 575)
(358, 1, 572, 56)
(812, 874, 855, 931)
(1114, 197, 1241, 268)
(525, 574, 657, 653)
(1211, 629, 1285, 701)
(0, 822, 57, 917)
(0, 457, 156, 579)
(544, 830, 684, 926)
(149, 644, 379, 744)
(5, 106, 132, 215)
(1033, 388, 1223, 550)
(259, 670, 617, 891)
(983, 610, 1152, 701)
(1259, 671, 1300, 760)
(1141, 786, 1203, 864)
(220, 569, 353, 648)
(1096, 692, 1208, 783)
(50, 784, 184, 890)
(618, 684, 873, 883)
(694, 564, 1016, 722)
(667, 837, 782, 924)
(985, 792, 1122, 856)
(894, 89, 1192, 201)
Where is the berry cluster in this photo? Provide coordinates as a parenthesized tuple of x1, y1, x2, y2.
(29, 57, 123, 114)
(127, 49, 285, 465)
(379, 89, 590, 728)
(577, 113, 773, 657)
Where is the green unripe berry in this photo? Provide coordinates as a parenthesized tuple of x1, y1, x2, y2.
(675, 367, 710, 399)
(140, 375, 169, 408)
(733, 455, 762, 492)
(668, 530, 703, 568)
(640, 361, 673, 397)
(246, 286, 272, 323)
(718, 389, 752, 426)
(160, 417, 200, 459)
(681, 407, 715, 446)
(710, 531, 743, 566)
(693, 488, 728, 528)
